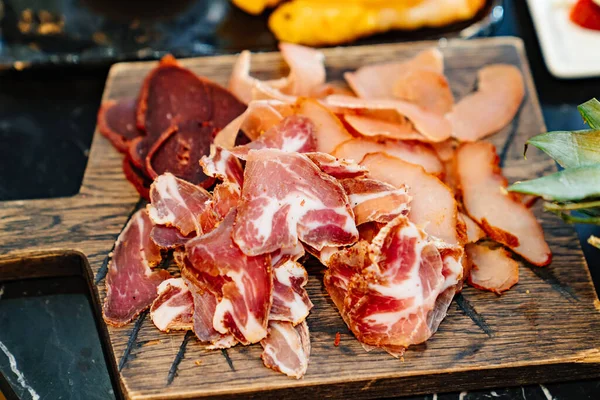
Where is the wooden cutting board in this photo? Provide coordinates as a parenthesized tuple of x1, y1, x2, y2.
(1, 37, 600, 400)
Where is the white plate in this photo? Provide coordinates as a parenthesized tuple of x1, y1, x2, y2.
(525, 0, 600, 78)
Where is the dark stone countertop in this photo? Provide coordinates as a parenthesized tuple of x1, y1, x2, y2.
(1, 1, 599, 399)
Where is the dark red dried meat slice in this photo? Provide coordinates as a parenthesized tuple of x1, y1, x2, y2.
(122, 155, 152, 200)
(97, 98, 143, 153)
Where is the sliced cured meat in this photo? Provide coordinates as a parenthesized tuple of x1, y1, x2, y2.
(103, 210, 170, 327)
(295, 98, 353, 153)
(323, 240, 371, 305)
(271, 260, 313, 324)
(460, 212, 485, 243)
(234, 149, 358, 255)
(342, 114, 426, 141)
(304, 152, 367, 179)
(325, 95, 452, 142)
(392, 69, 454, 114)
(150, 225, 194, 249)
(431, 139, 458, 162)
(122, 155, 152, 200)
(344, 216, 445, 347)
(271, 242, 306, 269)
(466, 243, 519, 294)
(340, 178, 411, 225)
(434, 240, 465, 293)
(231, 115, 317, 158)
(212, 181, 241, 220)
(455, 142, 551, 266)
(147, 173, 214, 236)
(150, 278, 194, 332)
(214, 100, 286, 149)
(97, 98, 143, 153)
(312, 81, 355, 98)
(344, 48, 444, 99)
(185, 210, 272, 344)
(361, 153, 461, 245)
(145, 121, 216, 187)
(448, 64, 525, 141)
(261, 320, 310, 379)
(200, 146, 244, 187)
(332, 138, 444, 177)
(279, 42, 326, 97)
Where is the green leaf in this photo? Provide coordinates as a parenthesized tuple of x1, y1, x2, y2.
(525, 129, 600, 168)
(578, 98, 600, 129)
(546, 209, 600, 225)
(508, 165, 600, 201)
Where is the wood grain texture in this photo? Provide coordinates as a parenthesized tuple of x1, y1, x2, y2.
(1, 37, 600, 399)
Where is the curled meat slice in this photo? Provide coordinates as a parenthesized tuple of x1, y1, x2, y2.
(150, 278, 194, 332)
(212, 181, 241, 220)
(185, 210, 272, 344)
(448, 64, 525, 141)
(342, 114, 426, 141)
(460, 212, 485, 243)
(200, 146, 244, 187)
(295, 98, 353, 153)
(325, 95, 452, 142)
(279, 42, 326, 97)
(261, 321, 310, 379)
(147, 173, 214, 236)
(455, 142, 551, 266)
(340, 178, 411, 226)
(305, 152, 368, 179)
(333, 137, 443, 178)
(361, 153, 461, 245)
(344, 48, 444, 99)
(231, 115, 317, 158)
(392, 69, 454, 115)
(234, 149, 358, 255)
(466, 243, 519, 294)
(97, 98, 143, 152)
(103, 210, 170, 327)
(271, 260, 313, 325)
(150, 225, 194, 249)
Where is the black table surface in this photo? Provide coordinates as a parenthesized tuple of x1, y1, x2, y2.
(1, 1, 600, 399)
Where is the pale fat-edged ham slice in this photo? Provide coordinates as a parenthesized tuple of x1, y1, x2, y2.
(233, 149, 358, 256)
(342, 114, 427, 141)
(455, 142, 551, 266)
(200, 145, 244, 187)
(294, 97, 353, 153)
(261, 320, 310, 379)
(447, 64, 525, 141)
(278, 42, 326, 97)
(270, 260, 313, 325)
(460, 212, 485, 243)
(150, 278, 194, 332)
(344, 48, 444, 99)
(332, 137, 444, 178)
(325, 95, 452, 142)
(228, 50, 288, 104)
(392, 68, 454, 114)
(361, 152, 461, 245)
(466, 243, 519, 294)
(305, 152, 368, 179)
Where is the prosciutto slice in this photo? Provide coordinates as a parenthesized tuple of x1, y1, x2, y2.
(212, 181, 242, 219)
(150, 278, 194, 332)
(150, 225, 194, 249)
(342, 114, 426, 141)
(332, 138, 444, 177)
(261, 321, 311, 379)
(200, 146, 244, 187)
(305, 152, 368, 179)
(103, 210, 170, 327)
(448, 64, 525, 141)
(340, 178, 411, 226)
(466, 243, 519, 294)
(185, 211, 272, 344)
(231, 115, 317, 158)
(361, 152, 461, 245)
(147, 173, 214, 236)
(294, 98, 353, 153)
(271, 260, 313, 324)
(233, 149, 358, 255)
(455, 142, 551, 266)
(344, 48, 443, 99)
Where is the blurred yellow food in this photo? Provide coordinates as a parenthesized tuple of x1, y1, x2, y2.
(232, 0, 284, 15)
(267, 0, 487, 46)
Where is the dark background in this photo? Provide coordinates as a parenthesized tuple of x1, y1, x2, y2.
(1, 0, 599, 399)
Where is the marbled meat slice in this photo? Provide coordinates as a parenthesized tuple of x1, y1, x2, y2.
(271, 260, 313, 324)
(261, 320, 310, 379)
(150, 278, 194, 332)
(332, 137, 444, 178)
(342, 114, 426, 141)
(212, 181, 241, 220)
(466, 243, 519, 294)
(97, 98, 143, 153)
(361, 152, 462, 245)
(447, 64, 524, 141)
(231, 115, 317, 158)
(340, 178, 411, 226)
(455, 142, 551, 266)
(150, 225, 195, 249)
(103, 210, 170, 327)
(147, 173, 214, 236)
(185, 210, 272, 344)
(234, 149, 358, 255)
(200, 145, 244, 187)
(304, 152, 367, 179)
